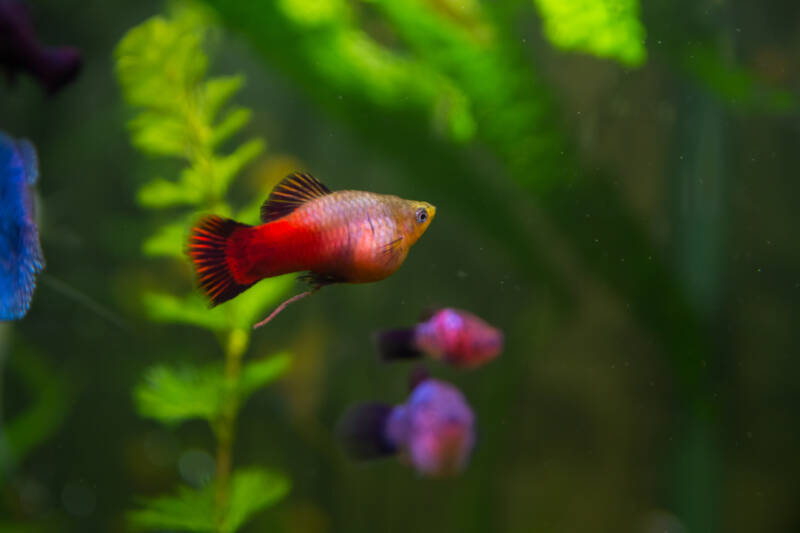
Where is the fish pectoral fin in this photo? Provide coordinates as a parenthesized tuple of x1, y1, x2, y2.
(261, 172, 332, 222)
(381, 236, 404, 265)
(298, 271, 343, 287)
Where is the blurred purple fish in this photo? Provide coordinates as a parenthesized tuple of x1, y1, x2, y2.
(377, 308, 504, 369)
(0, 131, 43, 320)
(339, 378, 475, 477)
(0, 0, 81, 93)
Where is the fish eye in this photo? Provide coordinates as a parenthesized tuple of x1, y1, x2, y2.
(415, 208, 428, 223)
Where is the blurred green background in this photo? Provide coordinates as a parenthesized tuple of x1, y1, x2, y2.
(1, 0, 799, 531)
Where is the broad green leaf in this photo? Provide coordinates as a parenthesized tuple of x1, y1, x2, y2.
(142, 220, 187, 258)
(128, 483, 215, 532)
(138, 178, 203, 208)
(129, 111, 190, 156)
(135, 365, 222, 424)
(210, 107, 252, 148)
(211, 139, 265, 198)
(134, 354, 290, 425)
(201, 75, 245, 124)
(142, 291, 229, 331)
(532, 0, 646, 66)
(127, 468, 288, 532)
(228, 275, 295, 329)
(240, 353, 291, 400)
(115, 10, 209, 109)
(223, 468, 290, 532)
(279, 0, 349, 27)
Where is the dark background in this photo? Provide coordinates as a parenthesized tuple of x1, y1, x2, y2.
(1, 0, 798, 531)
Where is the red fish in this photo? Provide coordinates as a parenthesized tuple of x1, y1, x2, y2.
(188, 172, 435, 326)
(377, 308, 504, 369)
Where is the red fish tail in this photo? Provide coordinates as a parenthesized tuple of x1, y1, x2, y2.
(188, 215, 253, 306)
(375, 328, 421, 361)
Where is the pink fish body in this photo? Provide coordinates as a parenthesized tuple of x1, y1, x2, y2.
(377, 308, 504, 369)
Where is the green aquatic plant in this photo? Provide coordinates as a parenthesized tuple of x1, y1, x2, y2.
(115, 3, 291, 531)
(0, 335, 69, 482)
(531, 0, 646, 66)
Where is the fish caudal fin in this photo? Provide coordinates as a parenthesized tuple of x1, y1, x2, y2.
(188, 215, 252, 306)
(375, 328, 421, 361)
(337, 404, 396, 460)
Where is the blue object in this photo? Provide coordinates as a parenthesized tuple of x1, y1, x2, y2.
(0, 131, 44, 320)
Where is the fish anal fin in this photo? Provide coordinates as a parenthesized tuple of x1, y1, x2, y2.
(261, 172, 331, 222)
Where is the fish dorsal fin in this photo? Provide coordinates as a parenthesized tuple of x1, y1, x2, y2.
(261, 172, 332, 222)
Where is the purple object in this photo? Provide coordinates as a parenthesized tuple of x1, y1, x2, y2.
(339, 378, 475, 477)
(377, 308, 504, 368)
(0, 0, 81, 93)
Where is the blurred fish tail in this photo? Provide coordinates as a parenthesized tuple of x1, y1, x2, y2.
(188, 215, 253, 306)
(337, 404, 396, 460)
(35, 46, 81, 93)
(376, 328, 421, 361)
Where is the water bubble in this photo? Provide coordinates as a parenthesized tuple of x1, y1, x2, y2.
(178, 448, 215, 487)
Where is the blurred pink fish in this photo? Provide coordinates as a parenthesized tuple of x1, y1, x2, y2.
(377, 308, 503, 369)
(338, 377, 475, 477)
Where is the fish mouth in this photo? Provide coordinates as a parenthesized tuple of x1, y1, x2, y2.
(427, 204, 437, 221)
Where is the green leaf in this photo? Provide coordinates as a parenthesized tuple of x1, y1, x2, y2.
(532, 0, 647, 66)
(134, 364, 222, 424)
(127, 468, 289, 532)
(138, 178, 203, 208)
(223, 468, 290, 532)
(129, 111, 190, 156)
(211, 107, 252, 148)
(200, 75, 245, 124)
(211, 139, 265, 197)
(227, 275, 295, 329)
(128, 483, 216, 532)
(142, 291, 229, 331)
(142, 220, 187, 258)
(240, 353, 291, 400)
(2, 349, 70, 476)
(115, 9, 210, 110)
(134, 353, 290, 425)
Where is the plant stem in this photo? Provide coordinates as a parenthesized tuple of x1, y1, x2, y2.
(214, 328, 248, 531)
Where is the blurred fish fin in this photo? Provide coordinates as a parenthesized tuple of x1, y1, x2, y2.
(380, 236, 403, 265)
(15, 139, 38, 184)
(261, 172, 331, 222)
(376, 328, 421, 361)
(188, 215, 253, 306)
(337, 403, 396, 460)
(0, 133, 43, 320)
(0, 225, 44, 320)
(297, 271, 342, 287)
(36, 47, 82, 94)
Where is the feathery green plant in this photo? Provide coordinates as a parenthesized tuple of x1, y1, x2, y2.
(115, 3, 291, 531)
(531, 0, 646, 66)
